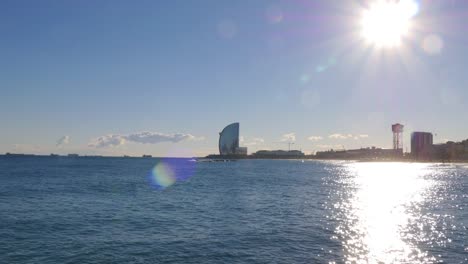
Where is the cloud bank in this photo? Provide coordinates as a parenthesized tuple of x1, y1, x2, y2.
(328, 133, 369, 140)
(89, 134, 126, 148)
(329, 133, 353, 139)
(89, 132, 203, 148)
(307, 136, 323, 141)
(354, 134, 369, 140)
(243, 137, 265, 146)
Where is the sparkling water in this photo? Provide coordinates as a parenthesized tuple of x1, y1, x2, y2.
(1, 157, 467, 263)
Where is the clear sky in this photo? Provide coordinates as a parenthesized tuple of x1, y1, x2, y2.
(2, 0, 468, 157)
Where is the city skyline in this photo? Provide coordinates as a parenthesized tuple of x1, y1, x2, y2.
(2, 0, 468, 157)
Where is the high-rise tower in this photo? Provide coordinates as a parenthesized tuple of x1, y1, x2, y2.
(392, 123, 404, 150)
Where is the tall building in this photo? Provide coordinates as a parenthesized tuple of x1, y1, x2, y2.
(218, 122, 247, 156)
(411, 132, 433, 159)
(392, 123, 404, 150)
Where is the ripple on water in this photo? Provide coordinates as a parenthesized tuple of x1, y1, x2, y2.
(0, 158, 467, 263)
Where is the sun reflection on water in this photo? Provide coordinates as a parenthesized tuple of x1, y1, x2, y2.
(336, 162, 438, 263)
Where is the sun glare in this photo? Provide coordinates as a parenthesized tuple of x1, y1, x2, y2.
(344, 162, 435, 263)
(361, 0, 419, 47)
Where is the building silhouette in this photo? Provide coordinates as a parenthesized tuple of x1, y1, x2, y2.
(218, 122, 247, 156)
(411, 132, 433, 159)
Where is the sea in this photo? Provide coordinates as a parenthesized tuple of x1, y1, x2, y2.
(0, 156, 467, 264)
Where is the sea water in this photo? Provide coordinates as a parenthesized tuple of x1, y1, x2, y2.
(0, 157, 467, 263)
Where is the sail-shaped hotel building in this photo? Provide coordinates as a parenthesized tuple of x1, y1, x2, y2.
(219, 122, 247, 156)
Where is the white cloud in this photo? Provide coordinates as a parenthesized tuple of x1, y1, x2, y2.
(89, 134, 126, 148)
(329, 133, 352, 139)
(126, 132, 197, 144)
(56, 136, 70, 147)
(328, 133, 368, 140)
(239, 136, 245, 143)
(253, 137, 264, 143)
(354, 134, 369, 140)
(281, 132, 296, 142)
(243, 137, 265, 146)
(307, 136, 323, 141)
(89, 132, 203, 148)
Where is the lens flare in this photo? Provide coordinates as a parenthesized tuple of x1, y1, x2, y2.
(151, 162, 176, 189)
(148, 158, 197, 190)
(315, 57, 337, 73)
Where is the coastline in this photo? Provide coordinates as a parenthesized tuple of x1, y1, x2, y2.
(2, 154, 468, 164)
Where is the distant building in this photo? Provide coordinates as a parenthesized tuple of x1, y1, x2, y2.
(235, 147, 248, 155)
(432, 139, 468, 161)
(253, 150, 304, 158)
(219, 122, 247, 156)
(411, 132, 433, 159)
(5, 153, 33, 157)
(316, 147, 399, 160)
(392, 123, 404, 150)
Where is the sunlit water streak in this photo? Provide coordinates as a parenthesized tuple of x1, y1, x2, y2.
(0, 157, 466, 263)
(325, 162, 467, 263)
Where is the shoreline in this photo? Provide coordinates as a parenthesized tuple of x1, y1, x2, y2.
(2, 154, 468, 164)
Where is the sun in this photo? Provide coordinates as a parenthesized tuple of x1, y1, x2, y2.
(360, 0, 419, 47)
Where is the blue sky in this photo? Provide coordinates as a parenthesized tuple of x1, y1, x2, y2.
(1, 0, 468, 157)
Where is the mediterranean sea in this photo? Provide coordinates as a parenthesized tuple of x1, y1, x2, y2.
(0, 157, 467, 263)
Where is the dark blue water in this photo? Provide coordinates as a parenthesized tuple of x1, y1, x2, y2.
(0, 157, 467, 263)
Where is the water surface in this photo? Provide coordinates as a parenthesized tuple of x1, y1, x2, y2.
(0, 157, 466, 263)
